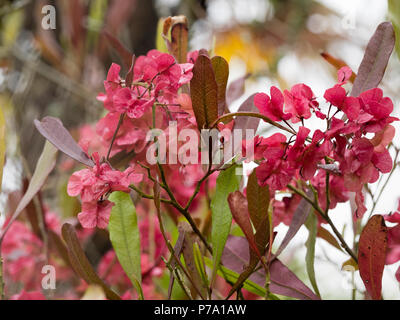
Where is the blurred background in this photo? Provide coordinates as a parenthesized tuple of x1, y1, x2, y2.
(0, 0, 399, 299)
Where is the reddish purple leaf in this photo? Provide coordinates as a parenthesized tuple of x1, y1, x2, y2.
(231, 93, 260, 156)
(228, 191, 259, 257)
(62, 223, 121, 300)
(246, 170, 270, 260)
(221, 236, 320, 300)
(351, 22, 395, 97)
(102, 30, 134, 69)
(190, 54, 219, 130)
(34, 117, 94, 167)
(273, 193, 313, 258)
(226, 74, 248, 106)
(358, 215, 388, 300)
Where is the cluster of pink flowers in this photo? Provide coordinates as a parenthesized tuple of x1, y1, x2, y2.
(1, 212, 76, 299)
(94, 50, 196, 158)
(253, 67, 397, 220)
(67, 152, 142, 228)
(70, 57, 398, 231)
(68, 49, 202, 229)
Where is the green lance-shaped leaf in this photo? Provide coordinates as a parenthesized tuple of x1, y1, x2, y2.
(156, 18, 169, 53)
(190, 54, 219, 130)
(61, 223, 121, 300)
(0, 141, 57, 240)
(193, 242, 209, 289)
(180, 222, 208, 299)
(305, 212, 321, 298)
(108, 191, 143, 299)
(210, 165, 241, 285)
(358, 215, 387, 300)
(211, 56, 229, 116)
(351, 22, 395, 97)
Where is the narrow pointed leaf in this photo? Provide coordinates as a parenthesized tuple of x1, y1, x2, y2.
(247, 170, 270, 233)
(156, 18, 169, 53)
(190, 55, 218, 130)
(317, 225, 343, 252)
(351, 22, 395, 97)
(0, 141, 57, 240)
(61, 223, 121, 300)
(247, 170, 271, 267)
(108, 191, 142, 298)
(193, 242, 209, 289)
(34, 117, 94, 167)
(228, 191, 259, 256)
(274, 193, 313, 258)
(48, 230, 72, 269)
(167, 227, 186, 299)
(180, 222, 207, 299)
(102, 30, 134, 69)
(320, 52, 356, 83)
(210, 165, 241, 285)
(305, 212, 321, 297)
(358, 215, 388, 300)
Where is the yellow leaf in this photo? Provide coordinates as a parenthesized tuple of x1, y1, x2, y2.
(342, 258, 358, 272)
(2, 10, 24, 47)
(81, 285, 106, 300)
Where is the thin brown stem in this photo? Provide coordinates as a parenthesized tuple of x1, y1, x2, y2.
(287, 184, 358, 263)
(106, 113, 125, 161)
(153, 183, 206, 300)
(156, 163, 213, 254)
